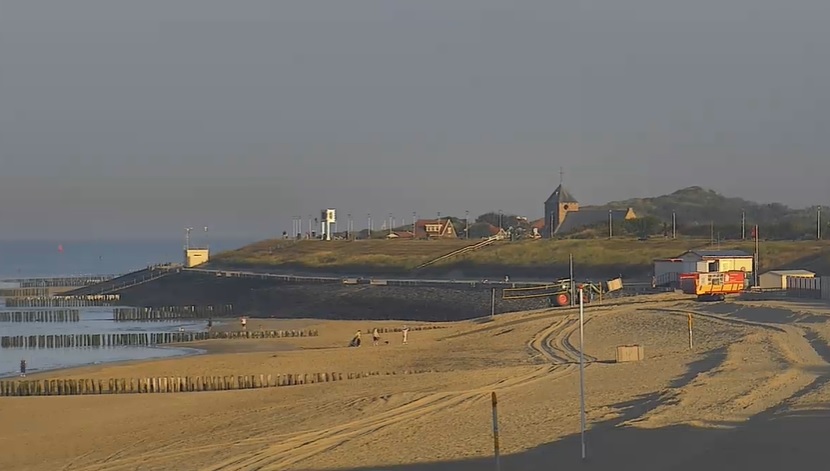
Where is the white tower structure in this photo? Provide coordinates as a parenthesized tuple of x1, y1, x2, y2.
(321, 209, 336, 240)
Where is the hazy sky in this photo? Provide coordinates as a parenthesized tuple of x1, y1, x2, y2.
(2, 1, 830, 239)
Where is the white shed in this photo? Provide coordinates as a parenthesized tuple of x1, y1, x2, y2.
(759, 270, 815, 290)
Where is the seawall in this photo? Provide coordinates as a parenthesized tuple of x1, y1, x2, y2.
(119, 272, 549, 321)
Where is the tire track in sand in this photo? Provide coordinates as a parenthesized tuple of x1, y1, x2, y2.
(71, 316, 581, 471)
(196, 316, 586, 471)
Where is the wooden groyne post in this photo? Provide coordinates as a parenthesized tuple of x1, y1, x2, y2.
(112, 305, 234, 321)
(3, 295, 119, 308)
(0, 309, 80, 322)
(0, 329, 319, 348)
(0, 368, 432, 396)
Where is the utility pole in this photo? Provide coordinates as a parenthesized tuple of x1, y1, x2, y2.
(608, 210, 613, 238)
(569, 253, 575, 307)
(754, 224, 760, 287)
(413, 212, 417, 237)
(367, 213, 372, 238)
(672, 211, 676, 239)
(818, 206, 822, 240)
(710, 221, 714, 246)
(466, 210, 471, 239)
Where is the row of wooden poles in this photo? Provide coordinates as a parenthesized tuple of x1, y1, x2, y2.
(15, 276, 115, 288)
(0, 329, 318, 348)
(112, 305, 234, 321)
(0, 309, 80, 322)
(0, 369, 431, 396)
(0, 287, 52, 297)
(4, 295, 119, 308)
(364, 325, 448, 334)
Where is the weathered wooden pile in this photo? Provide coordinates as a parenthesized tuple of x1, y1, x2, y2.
(112, 304, 234, 321)
(0, 309, 80, 322)
(4, 295, 119, 308)
(363, 325, 449, 333)
(0, 329, 319, 348)
(15, 276, 115, 288)
(0, 369, 431, 396)
(209, 329, 318, 339)
(0, 287, 52, 297)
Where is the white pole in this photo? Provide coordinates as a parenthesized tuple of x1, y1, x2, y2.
(569, 253, 575, 307)
(491, 288, 496, 318)
(688, 313, 693, 349)
(672, 211, 676, 239)
(579, 287, 587, 460)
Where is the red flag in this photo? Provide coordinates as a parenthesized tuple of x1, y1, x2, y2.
(57, 244, 64, 254)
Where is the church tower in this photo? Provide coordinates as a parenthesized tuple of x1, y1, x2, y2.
(544, 168, 578, 237)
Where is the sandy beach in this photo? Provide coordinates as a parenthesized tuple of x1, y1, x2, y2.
(3, 295, 830, 470)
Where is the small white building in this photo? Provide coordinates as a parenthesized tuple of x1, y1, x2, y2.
(653, 249, 754, 287)
(759, 269, 815, 290)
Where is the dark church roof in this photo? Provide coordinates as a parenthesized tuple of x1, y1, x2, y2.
(545, 184, 578, 205)
(555, 209, 630, 234)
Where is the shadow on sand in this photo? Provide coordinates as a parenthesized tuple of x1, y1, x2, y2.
(300, 346, 830, 471)
(301, 405, 830, 471)
(696, 302, 826, 324)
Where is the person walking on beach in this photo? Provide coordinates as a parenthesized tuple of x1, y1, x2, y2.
(372, 328, 380, 346)
(20, 359, 26, 377)
(350, 330, 361, 347)
(240, 317, 247, 331)
(402, 326, 409, 344)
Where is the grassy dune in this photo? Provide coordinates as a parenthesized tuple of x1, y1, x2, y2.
(212, 238, 830, 276)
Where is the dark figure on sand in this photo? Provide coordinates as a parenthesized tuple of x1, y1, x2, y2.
(20, 359, 26, 377)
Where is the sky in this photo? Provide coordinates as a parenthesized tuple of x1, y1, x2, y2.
(2, 0, 830, 240)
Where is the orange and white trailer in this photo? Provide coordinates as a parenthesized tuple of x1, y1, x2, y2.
(679, 271, 746, 301)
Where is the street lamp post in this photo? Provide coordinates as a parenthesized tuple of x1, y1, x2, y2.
(672, 211, 676, 239)
(367, 213, 372, 238)
(608, 210, 613, 238)
(819, 206, 822, 240)
(347, 213, 352, 240)
(465, 210, 469, 239)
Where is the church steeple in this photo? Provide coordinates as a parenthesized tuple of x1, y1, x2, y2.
(544, 167, 579, 237)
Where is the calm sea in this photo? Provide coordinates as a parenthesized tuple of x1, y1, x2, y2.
(0, 238, 253, 377)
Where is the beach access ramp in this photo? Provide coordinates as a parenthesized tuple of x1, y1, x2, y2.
(61, 265, 180, 296)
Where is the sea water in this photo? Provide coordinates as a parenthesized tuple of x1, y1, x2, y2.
(0, 238, 252, 377)
(0, 306, 211, 377)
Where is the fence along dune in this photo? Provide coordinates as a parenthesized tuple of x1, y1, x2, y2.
(0, 369, 431, 396)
